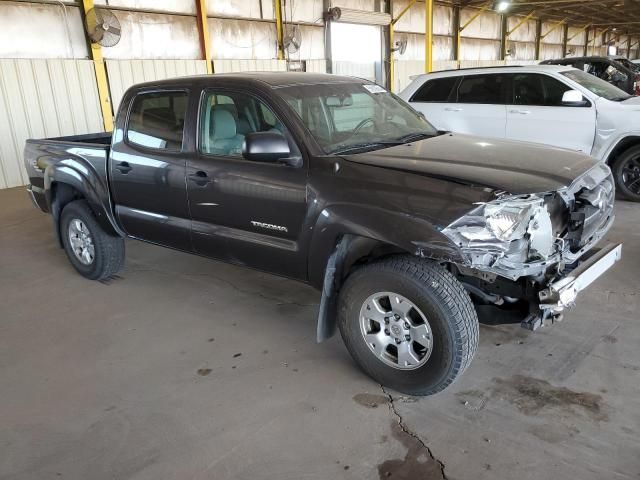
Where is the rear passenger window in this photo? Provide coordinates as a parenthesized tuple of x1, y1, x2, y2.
(411, 77, 457, 102)
(457, 74, 506, 104)
(127, 91, 188, 151)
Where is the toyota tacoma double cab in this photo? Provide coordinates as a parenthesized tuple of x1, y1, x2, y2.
(24, 73, 621, 396)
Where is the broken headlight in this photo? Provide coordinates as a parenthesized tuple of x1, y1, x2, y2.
(442, 195, 555, 268)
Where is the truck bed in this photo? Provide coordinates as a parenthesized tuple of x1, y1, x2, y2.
(24, 132, 112, 213)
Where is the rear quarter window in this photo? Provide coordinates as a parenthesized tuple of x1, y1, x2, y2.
(410, 77, 457, 102)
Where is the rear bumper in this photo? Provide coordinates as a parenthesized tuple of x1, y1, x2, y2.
(538, 243, 622, 312)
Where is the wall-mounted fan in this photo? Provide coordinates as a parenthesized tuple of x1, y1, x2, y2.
(283, 25, 302, 54)
(85, 7, 122, 47)
(392, 35, 408, 55)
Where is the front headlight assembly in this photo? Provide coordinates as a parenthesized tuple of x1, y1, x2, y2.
(442, 195, 555, 277)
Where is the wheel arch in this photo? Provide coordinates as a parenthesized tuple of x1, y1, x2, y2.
(311, 205, 465, 343)
(605, 136, 640, 165)
(45, 163, 123, 247)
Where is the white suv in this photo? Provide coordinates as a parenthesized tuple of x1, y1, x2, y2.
(399, 64, 640, 201)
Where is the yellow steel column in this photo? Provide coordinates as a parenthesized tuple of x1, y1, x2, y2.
(275, 0, 285, 60)
(81, 0, 113, 131)
(425, 0, 433, 72)
(195, 0, 213, 73)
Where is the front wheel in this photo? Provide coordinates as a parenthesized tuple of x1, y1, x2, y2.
(338, 256, 479, 396)
(60, 200, 125, 280)
(612, 146, 640, 202)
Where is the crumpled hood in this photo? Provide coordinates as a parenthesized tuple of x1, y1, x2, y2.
(343, 133, 599, 195)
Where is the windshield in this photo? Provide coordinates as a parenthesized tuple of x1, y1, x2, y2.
(614, 57, 640, 72)
(561, 69, 632, 101)
(277, 82, 438, 154)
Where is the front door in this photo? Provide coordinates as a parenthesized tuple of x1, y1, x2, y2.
(505, 73, 596, 153)
(186, 88, 308, 280)
(109, 89, 192, 251)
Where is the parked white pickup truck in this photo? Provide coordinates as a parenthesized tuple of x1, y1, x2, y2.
(399, 65, 640, 201)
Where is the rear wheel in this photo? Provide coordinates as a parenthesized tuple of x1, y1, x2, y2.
(337, 256, 479, 396)
(60, 200, 125, 280)
(612, 146, 640, 202)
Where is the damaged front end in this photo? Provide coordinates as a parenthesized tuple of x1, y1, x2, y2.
(441, 163, 622, 330)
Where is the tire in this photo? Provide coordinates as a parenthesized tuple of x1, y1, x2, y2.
(60, 200, 125, 280)
(612, 146, 640, 202)
(337, 256, 479, 396)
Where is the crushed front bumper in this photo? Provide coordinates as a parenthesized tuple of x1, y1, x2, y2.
(538, 243, 622, 312)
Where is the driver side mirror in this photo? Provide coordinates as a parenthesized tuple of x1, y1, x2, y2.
(562, 90, 589, 107)
(242, 132, 294, 165)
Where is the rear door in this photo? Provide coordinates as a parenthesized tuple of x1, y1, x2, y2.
(186, 87, 308, 280)
(109, 89, 192, 250)
(405, 76, 459, 130)
(505, 72, 596, 153)
(447, 73, 508, 139)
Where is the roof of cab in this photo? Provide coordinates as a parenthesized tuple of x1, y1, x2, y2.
(130, 72, 371, 90)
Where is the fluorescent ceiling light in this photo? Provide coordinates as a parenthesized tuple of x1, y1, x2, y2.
(494, 1, 511, 12)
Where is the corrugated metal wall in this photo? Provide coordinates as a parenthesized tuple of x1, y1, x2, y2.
(0, 59, 103, 189)
(106, 59, 208, 112)
(1, 0, 640, 189)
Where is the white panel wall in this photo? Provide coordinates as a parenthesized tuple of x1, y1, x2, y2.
(296, 26, 325, 60)
(208, 0, 263, 19)
(94, 0, 196, 15)
(306, 59, 328, 73)
(213, 59, 287, 73)
(106, 59, 208, 112)
(460, 8, 501, 39)
(0, 59, 104, 189)
(0, 2, 88, 59)
(103, 11, 201, 59)
(397, 33, 453, 62)
(209, 18, 277, 59)
(393, 2, 452, 35)
(332, 61, 376, 81)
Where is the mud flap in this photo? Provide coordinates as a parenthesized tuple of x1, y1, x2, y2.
(316, 236, 354, 343)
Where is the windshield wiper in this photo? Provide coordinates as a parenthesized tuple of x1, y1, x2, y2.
(330, 132, 436, 155)
(393, 132, 435, 143)
(331, 141, 402, 155)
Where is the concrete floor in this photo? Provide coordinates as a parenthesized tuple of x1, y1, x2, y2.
(1, 185, 639, 480)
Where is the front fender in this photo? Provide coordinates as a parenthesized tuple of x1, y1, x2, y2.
(307, 203, 464, 289)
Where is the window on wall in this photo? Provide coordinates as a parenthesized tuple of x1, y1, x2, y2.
(127, 91, 188, 151)
(456, 74, 506, 104)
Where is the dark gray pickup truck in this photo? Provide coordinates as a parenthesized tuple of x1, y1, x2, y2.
(24, 72, 621, 395)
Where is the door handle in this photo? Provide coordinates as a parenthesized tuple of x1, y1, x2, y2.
(445, 107, 463, 112)
(115, 161, 132, 174)
(188, 170, 210, 186)
(509, 109, 531, 115)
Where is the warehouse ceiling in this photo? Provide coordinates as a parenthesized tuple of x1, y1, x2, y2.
(450, 0, 640, 32)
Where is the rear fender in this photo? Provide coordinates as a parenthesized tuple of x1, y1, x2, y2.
(45, 160, 123, 246)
